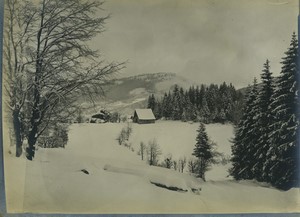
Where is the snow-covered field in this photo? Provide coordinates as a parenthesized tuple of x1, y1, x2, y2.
(3, 121, 300, 213)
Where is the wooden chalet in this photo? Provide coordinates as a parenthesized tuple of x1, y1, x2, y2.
(133, 109, 156, 124)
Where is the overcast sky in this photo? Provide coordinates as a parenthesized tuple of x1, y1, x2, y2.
(92, 0, 298, 88)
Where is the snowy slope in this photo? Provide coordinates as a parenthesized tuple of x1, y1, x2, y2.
(130, 121, 233, 180)
(79, 72, 194, 115)
(4, 122, 300, 214)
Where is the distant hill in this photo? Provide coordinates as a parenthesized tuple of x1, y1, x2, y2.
(80, 72, 194, 115)
(104, 72, 192, 101)
(80, 72, 264, 117)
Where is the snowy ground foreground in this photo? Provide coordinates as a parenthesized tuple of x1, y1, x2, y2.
(4, 121, 300, 213)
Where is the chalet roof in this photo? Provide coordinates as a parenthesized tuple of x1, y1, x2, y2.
(134, 109, 155, 120)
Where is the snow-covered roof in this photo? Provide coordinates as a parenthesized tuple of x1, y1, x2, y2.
(134, 109, 155, 120)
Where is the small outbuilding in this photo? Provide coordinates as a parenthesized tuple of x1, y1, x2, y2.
(133, 109, 156, 124)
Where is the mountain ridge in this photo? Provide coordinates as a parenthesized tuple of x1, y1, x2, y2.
(81, 72, 193, 115)
(81, 72, 248, 116)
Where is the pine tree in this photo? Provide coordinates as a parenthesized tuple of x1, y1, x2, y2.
(199, 95, 210, 123)
(154, 100, 162, 119)
(188, 86, 196, 105)
(252, 60, 274, 181)
(192, 123, 213, 181)
(147, 94, 156, 111)
(266, 33, 299, 189)
(186, 95, 197, 121)
(230, 79, 259, 180)
(164, 92, 173, 119)
(218, 108, 226, 124)
(171, 85, 182, 120)
(199, 84, 206, 109)
(230, 89, 244, 124)
(195, 86, 201, 108)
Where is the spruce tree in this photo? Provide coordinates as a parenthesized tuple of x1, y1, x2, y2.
(266, 33, 299, 189)
(195, 86, 201, 108)
(147, 94, 156, 111)
(185, 95, 197, 121)
(188, 86, 196, 105)
(200, 95, 210, 123)
(172, 85, 182, 120)
(164, 92, 173, 119)
(230, 79, 259, 180)
(161, 93, 168, 119)
(252, 60, 274, 181)
(192, 123, 213, 181)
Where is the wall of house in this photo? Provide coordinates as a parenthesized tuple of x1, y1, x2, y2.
(138, 119, 155, 124)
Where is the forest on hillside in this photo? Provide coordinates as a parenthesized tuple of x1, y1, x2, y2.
(147, 82, 244, 124)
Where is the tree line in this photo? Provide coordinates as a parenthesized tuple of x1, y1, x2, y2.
(147, 82, 244, 124)
(230, 33, 299, 190)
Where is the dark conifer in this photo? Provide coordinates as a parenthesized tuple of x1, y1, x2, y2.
(252, 60, 274, 181)
(266, 33, 299, 189)
(147, 94, 156, 111)
(230, 79, 259, 180)
(192, 123, 213, 181)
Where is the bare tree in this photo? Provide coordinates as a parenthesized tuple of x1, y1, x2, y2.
(117, 128, 127, 146)
(139, 141, 146, 161)
(126, 123, 132, 137)
(117, 124, 132, 147)
(4, 0, 124, 160)
(3, 0, 37, 157)
(173, 160, 178, 171)
(178, 156, 187, 173)
(147, 139, 161, 166)
(188, 158, 198, 174)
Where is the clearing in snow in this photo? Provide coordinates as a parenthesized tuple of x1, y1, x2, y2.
(3, 121, 300, 213)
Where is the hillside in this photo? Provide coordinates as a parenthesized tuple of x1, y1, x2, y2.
(79, 72, 194, 115)
(4, 122, 299, 213)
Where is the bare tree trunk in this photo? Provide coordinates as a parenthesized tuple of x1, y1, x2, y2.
(26, 0, 45, 160)
(26, 82, 42, 160)
(13, 109, 22, 157)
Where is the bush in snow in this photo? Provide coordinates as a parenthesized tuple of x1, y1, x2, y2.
(38, 124, 68, 148)
(109, 112, 121, 123)
(126, 123, 133, 138)
(117, 123, 133, 147)
(121, 116, 128, 122)
(160, 154, 173, 169)
(173, 160, 178, 171)
(117, 128, 126, 145)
